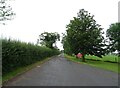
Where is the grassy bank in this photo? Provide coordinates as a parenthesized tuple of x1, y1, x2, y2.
(65, 54, 119, 73)
(3, 56, 56, 84)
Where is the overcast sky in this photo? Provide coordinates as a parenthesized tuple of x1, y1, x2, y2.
(1, 0, 119, 50)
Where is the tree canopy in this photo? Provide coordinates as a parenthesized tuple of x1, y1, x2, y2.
(38, 32, 60, 49)
(0, 0, 15, 24)
(106, 22, 120, 56)
(61, 33, 72, 55)
(63, 9, 106, 61)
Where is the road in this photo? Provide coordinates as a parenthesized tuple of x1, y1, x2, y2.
(4, 54, 118, 86)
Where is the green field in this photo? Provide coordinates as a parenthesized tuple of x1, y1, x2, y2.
(65, 54, 119, 73)
(86, 55, 119, 62)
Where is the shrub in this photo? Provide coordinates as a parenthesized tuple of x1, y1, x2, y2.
(2, 39, 60, 75)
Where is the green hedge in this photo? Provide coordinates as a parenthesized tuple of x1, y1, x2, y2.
(2, 39, 60, 75)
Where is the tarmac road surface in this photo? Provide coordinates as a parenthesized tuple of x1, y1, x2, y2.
(3, 54, 118, 86)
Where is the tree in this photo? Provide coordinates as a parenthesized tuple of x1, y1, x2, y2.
(61, 33, 72, 55)
(106, 22, 120, 56)
(38, 32, 60, 49)
(0, 0, 15, 25)
(64, 9, 106, 62)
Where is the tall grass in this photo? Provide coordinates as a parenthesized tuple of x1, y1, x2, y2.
(2, 38, 60, 75)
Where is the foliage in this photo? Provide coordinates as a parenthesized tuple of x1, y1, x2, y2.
(0, 0, 15, 24)
(106, 22, 120, 56)
(38, 32, 60, 49)
(61, 33, 72, 55)
(65, 54, 119, 73)
(63, 9, 106, 61)
(2, 38, 60, 75)
(3, 55, 52, 83)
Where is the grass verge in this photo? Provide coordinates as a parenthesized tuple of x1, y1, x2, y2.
(2, 56, 55, 84)
(64, 54, 119, 73)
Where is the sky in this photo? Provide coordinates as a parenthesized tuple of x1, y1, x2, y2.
(1, 0, 119, 50)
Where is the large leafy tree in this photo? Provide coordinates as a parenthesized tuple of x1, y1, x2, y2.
(61, 33, 72, 55)
(0, 0, 15, 25)
(65, 9, 106, 62)
(106, 22, 120, 56)
(38, 32, 60, 49)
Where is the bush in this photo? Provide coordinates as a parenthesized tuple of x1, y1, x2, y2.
(2, 39, 60, 75)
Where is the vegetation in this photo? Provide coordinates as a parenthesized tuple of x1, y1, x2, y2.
(61, 33, 72, 55)
(2, 38, 60, 75)
(38, 32, 60, 49)
(62, 9, 106, 62)
(65, 54, 119, 73)
(0, 0, 15, 24)
(106, 22, 120, 56)
(3, 56, 52, 83)
(86, 55, 119, 63)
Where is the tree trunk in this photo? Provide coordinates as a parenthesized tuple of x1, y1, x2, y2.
(82, 54, 85, 62)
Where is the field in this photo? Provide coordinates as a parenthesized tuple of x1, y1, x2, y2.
(86, 55, 119, 62)
(65, 54, 119, 73)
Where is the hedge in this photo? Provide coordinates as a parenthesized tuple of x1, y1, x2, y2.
(2, 39, 60, 75)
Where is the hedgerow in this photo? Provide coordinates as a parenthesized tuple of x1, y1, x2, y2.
(2, 39, 60, 75)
